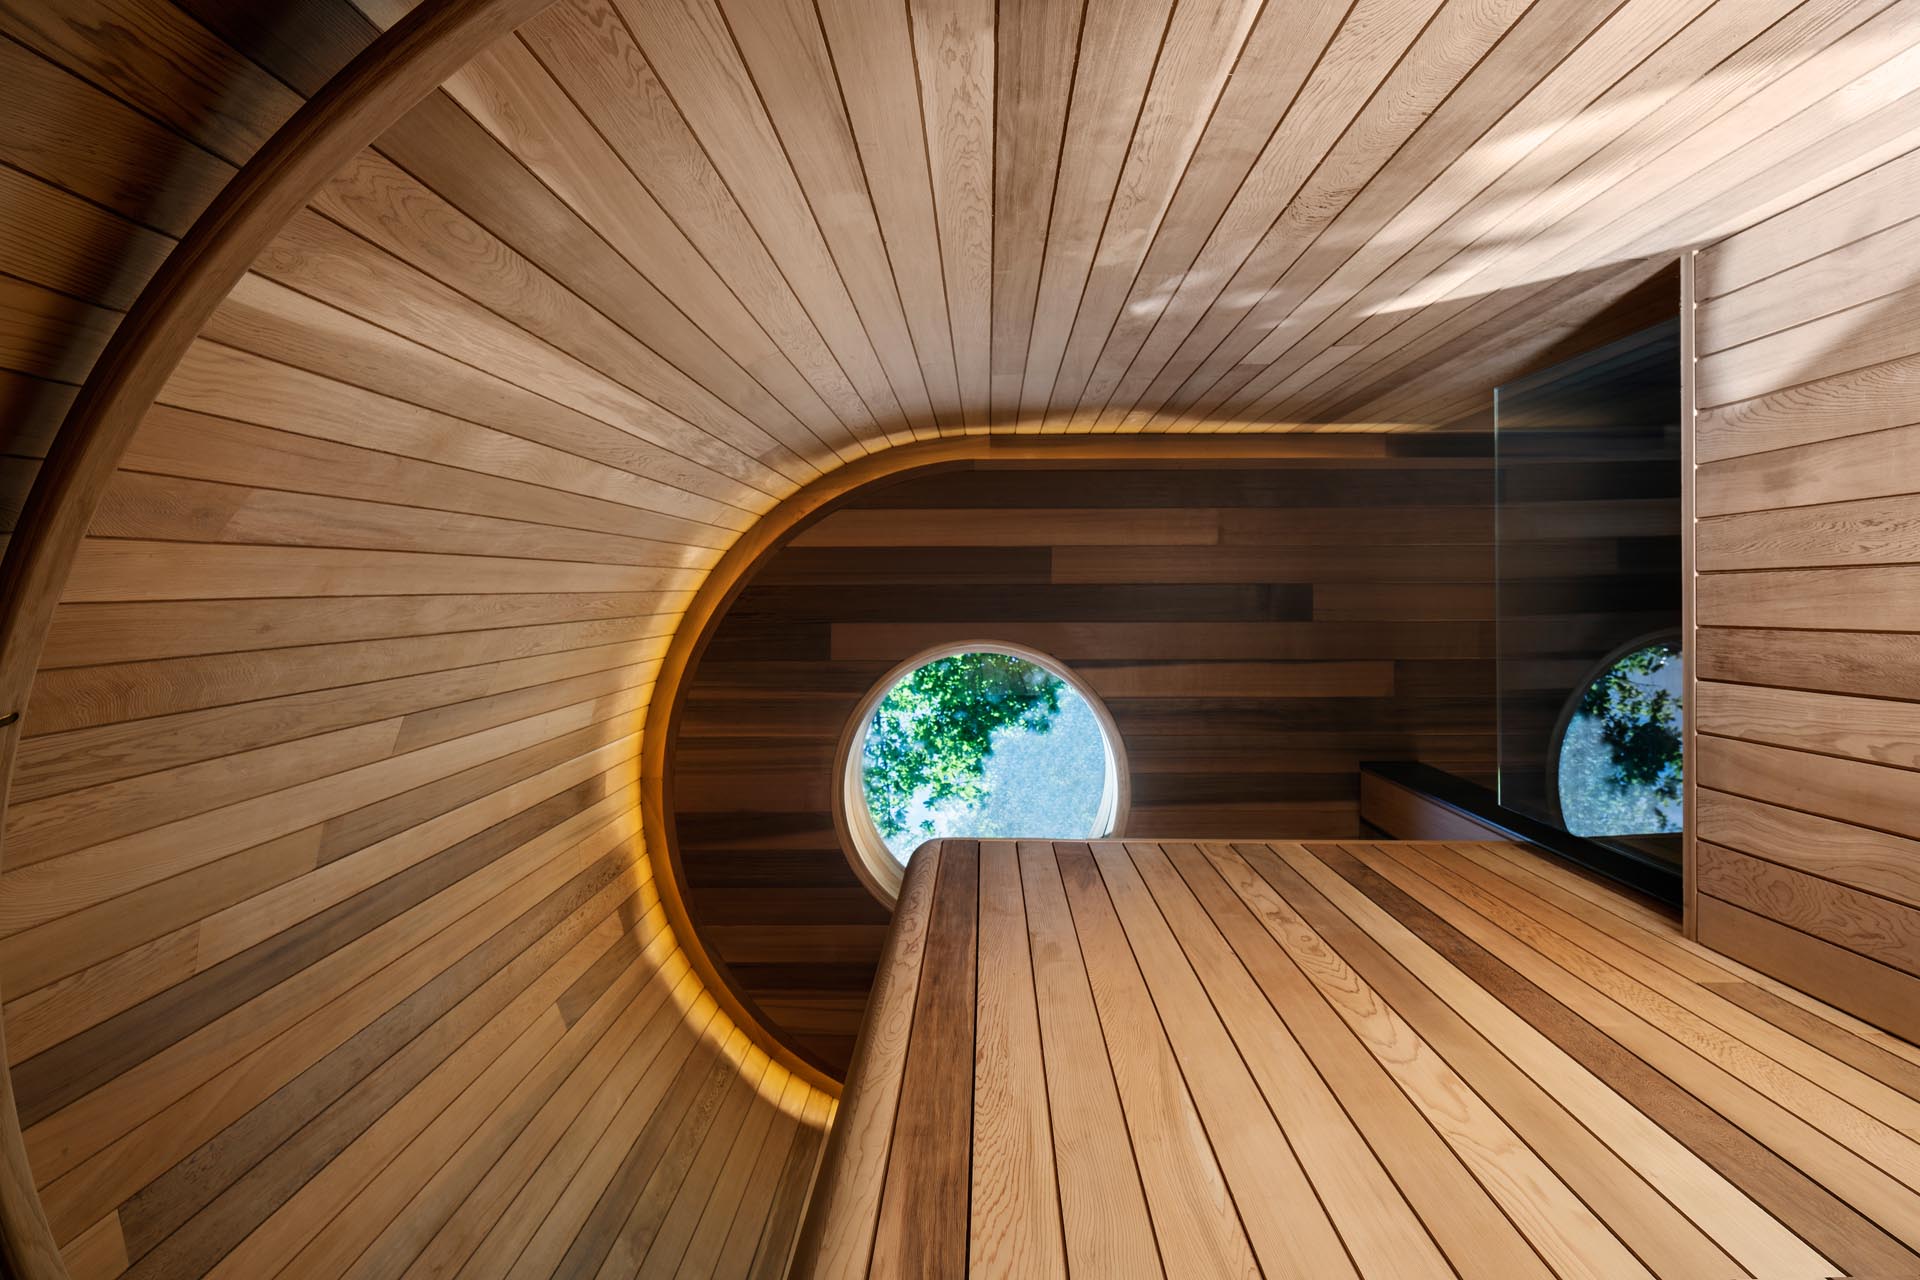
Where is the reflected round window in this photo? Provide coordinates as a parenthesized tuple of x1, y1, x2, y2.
(1554, 638, 1683, 837)
(836, 644, 1126, 902)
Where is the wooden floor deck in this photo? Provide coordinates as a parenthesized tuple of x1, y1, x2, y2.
(792, 840, 1920, 1279)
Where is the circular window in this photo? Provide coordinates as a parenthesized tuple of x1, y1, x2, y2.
(835, 643, 1127, 902)
(1552, 636, 1683, 837)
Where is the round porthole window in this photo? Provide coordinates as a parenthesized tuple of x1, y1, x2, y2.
(1551, 634, 1684, 837)
(835, 643, 1127, 903)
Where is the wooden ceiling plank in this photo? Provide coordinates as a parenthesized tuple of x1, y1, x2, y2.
(56, 537, 701, 605)
(1044, 0, 1267, 424)
(1321, 79, 1920, 423)
(0, 0, 301, 167)
(181, 307, 759, 523)
(988, 0, 1085, 426)
(36, 587, 686, 671)
(0, 28, 235, 239)
(1257, 0, 1920, 424)
(253, 208, 800, 494)
(908, 0, 997, 432)
(726, 0, 964, 431)
(1060, 0, 1353, 429)
(1019, 0, 1176, 420)
(0, 278, 121, 390)
(13, 638, 659, 808)
(311, 150, 835, 476)
(1101, 0, 1469, 427)
(124, 404, 740, 545)
(1561, 30, 1920, 267)
(810, 0, 958, 441)
(376, 94, 857, 462)
(612, 0, 936, 437)
(199, 280, 756, 528)
(0, 166, 175, 316)
(1176, 0, 1847, 424)
(91, 469, 703, 573)
(1152, 0, 1712, 422)
(518, 0, 905, 444)
(426, 42, 869, 447)
(1313, 259, 1666, 425)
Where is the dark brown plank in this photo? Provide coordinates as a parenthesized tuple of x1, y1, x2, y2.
(866, 841, 978, 1277)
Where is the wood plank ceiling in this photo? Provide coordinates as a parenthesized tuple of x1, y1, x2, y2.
(1, 0, 1919, 1274)
(800, 840, 1920, 1279)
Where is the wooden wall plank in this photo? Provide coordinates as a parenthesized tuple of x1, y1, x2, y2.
(1688, 148, 1920, 1045)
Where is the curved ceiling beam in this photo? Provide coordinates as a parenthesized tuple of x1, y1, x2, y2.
(0, 1, 558, 1272)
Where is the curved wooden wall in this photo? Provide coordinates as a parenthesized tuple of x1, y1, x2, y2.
(5, 0, 1920, 1275)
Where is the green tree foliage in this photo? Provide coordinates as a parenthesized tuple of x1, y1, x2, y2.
(1578, 642, 1683, 808)
(862, 653, 1063, 840)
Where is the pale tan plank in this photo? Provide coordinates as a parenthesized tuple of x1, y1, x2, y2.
(1014, 842, 1162, 1279)
(968, 842, 1064, 1277)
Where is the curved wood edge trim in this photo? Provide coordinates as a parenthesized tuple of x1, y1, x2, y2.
(640, 431, 1401, 1092)
(0, 2, 558, 1273)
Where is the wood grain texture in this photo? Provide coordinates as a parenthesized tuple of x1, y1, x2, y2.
(1358, 772, 1509, 841)
(798, 839, 1920, 1278)
(667, 446, 1506, 1074)
(865, 842, 976, 1278)
(8, 1, 1920, 1277)
(0, 2, 837, 1275)
(1688, 149, 1920, 1044)
(0, 2, 588, 1274)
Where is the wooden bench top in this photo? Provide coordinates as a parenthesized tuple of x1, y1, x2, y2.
(789, 839, 1920, 1279)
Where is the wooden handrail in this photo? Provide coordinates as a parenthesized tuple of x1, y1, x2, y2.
(0, 1, 556, 1271)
